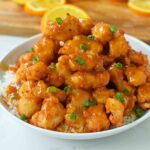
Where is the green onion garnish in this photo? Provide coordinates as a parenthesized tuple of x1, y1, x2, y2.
(70, 112, 77, 121)
(75, 57, 85, 66)
(134, 107, 145, 119)
(110, 25, 117, 33)
(33, 56, 40, 62)
(27, 48, 33, 53)
(84, 101, 97, 107)
(115, 92, 125, 103)
(64, 86, 72, 94)
(20, 114, 26, 121)
(49, 63, 56, 70)
(56, 17, 63, 25)
(115, 62, 122, 69)
(87, 35, 95, 41)
(48, 86, 58, 93)
(122, 88, 130, 96)
(80, 43, 89, 51)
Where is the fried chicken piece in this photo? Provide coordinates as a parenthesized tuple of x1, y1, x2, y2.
(109, 35, 130, 58)
(93, 88, 115, 104)
(46, 67, 65, 87)
(125, 66, 147, 87)
(92, 22, 113, 44)
(137, 83, 150, 109)
(109, 63, 124, 90)
(59, 35, 102, 55)
(105, 98, 124, 127)
(65, 89, 90, 133)
(83, 104, 110, 132)
(26, 62, 48, 81)
(17, 97, 42, 118)
(128, 49, 148, 66)
(44, 14, 81, 41)
(30, 96, 65, 130)
(69, 71, 110, 89)
(19, 80, 47, 99)
(34, 37, 57, 65)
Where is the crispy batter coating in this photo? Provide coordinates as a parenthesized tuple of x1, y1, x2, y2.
(125, 66, 147, 87)
(83, 104, 110, 132)
(92, 22, 113, 44)
(34, 37, 57, 65)
(93, 88, 115, 104)
(109, 35, 130, 58)
(105, 98, 124, 127)
(137, 83, 150, 109)
(30, 96, 65, 130)
(17, 97, 42, 118)
(44, 15, 81, 41)
(59, 35, 102, 55)
(26, 62, 48, 81)
(69, 71, 110, 89)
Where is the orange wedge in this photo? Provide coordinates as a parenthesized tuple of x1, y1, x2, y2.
(24, 0, 66, 16)
(41, 4, 90, 32)
(128, 0, 150, 16)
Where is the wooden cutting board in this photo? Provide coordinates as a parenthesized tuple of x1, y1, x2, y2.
(0, 0, 150, 44)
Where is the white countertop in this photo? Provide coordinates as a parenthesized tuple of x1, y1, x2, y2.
(0, 35, 150, 150)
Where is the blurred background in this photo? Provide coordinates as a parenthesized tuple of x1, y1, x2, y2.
(0, 0, 150, 43)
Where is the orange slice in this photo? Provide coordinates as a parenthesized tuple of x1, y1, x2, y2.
(41, 4, 90, 32)
(128, 0, 150, 16)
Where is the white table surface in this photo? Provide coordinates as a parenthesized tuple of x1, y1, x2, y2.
(0, 35, 150, 150)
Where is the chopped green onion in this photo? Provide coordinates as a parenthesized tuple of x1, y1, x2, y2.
(115, 92, 125, 103)
(115, 62, 122, 69)
(48, 86, 58, 93)
(70, 112, 77, 121)
(110, 25, 117, 33)
(87, 35, 95, 41)
(56, 17, 63, 25)
(75, 57, 85, 66)
(84, 101, 97, 107)
(123, 88, 130, 96)
(134, 107, 145, 119)
(20, 114, 26, 121)
(80, 43, 89, 51)
(33, 56, 40, 62)
(49, 63, 56, 70)
(148, 64, 150, 69)
(64, 86, 72, 94)
(27, 48, 33, 53)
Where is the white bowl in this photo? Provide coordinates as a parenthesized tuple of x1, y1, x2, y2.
(0, 34, 150, 140)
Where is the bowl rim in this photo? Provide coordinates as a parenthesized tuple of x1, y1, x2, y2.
(0, 33, 150, 140)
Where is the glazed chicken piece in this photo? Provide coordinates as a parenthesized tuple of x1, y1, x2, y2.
(44, 14, 81, 41)
(17, 97, 42, 118)
(19, 80, 47, 99)
(125, 66, 147, 87)
(79, 18, 94, 35)
(65, 89, 90, 133)
(30, 96, 65, 130)
(46, 66, 65, 87)
(93, 88, 115, 104)
(16, 62, 32, 83)
(18, 52, 35, 66)
(105, 98, 125, 127)
(59, 35, 103, 55)
(34, 37, 57, 65)
(57, 54, 103, 72)
(83, 104, 110, 132)
(128, 49, 148, 66)
(92, 22, 113, 44)
(26, 61, 48, 81)
(109, 63, 124, 90)
(109, 35, 130, 58)
(69, 71, 110, 89)
(137, 83, 150, 109)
